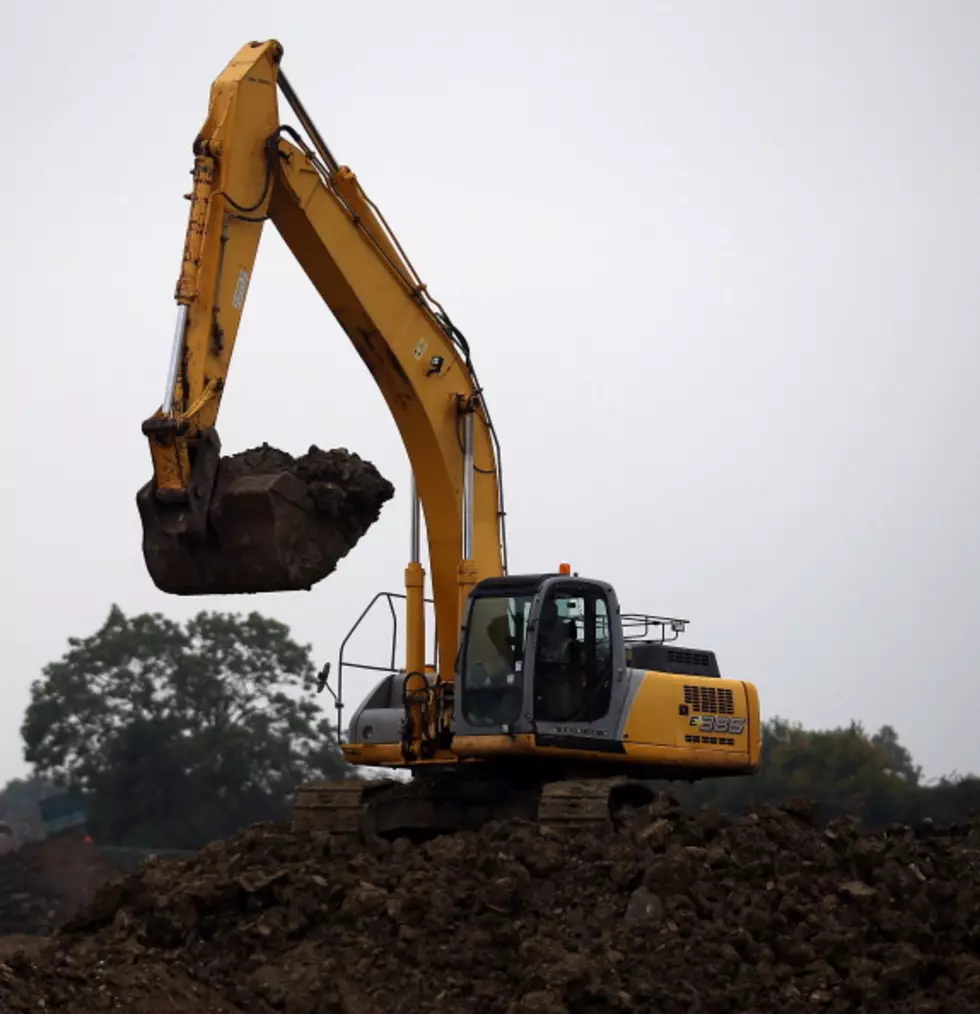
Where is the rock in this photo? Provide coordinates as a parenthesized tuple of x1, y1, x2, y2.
(639, 817, 673, 848)
(839, 880, 877, 900)
(625, 885, 665, 926)
(510, 989, 568, 1014)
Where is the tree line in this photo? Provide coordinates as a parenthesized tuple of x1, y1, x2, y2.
(1, 605, 977, 848)
(660, 717, 980, 829)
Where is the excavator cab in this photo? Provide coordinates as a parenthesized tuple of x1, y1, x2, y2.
(454, 574, 623, 747)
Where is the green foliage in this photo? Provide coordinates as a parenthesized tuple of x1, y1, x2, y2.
(22, 605, 350, 849)
(662, 716, 980, 828)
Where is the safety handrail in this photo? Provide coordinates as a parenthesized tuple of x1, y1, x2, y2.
(317, 591, 437, 741)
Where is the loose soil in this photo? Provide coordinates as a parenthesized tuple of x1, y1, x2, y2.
(217, 445, 394, 546)
(0, 832, 121, 937)
(2, 796, 979, 1013)
(140, 443, 395, 595)
(207, 443, 396, 594)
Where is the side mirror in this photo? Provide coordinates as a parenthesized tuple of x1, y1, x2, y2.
(315, 662, 331, 694)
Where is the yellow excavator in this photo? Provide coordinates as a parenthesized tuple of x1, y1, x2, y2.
(137, 39, 762, 840)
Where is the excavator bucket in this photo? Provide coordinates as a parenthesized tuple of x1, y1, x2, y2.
(137, 442, 395, 596)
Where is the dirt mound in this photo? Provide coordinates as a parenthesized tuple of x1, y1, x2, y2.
(0, 833, 122, 937)
(2, 797, 980, 1012)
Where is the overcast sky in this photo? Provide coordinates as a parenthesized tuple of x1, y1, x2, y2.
(4, 1, 979, 785)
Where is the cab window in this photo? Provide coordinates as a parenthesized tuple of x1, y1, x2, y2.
(534, 587, 613, 723)
(461, 594, 531, 727)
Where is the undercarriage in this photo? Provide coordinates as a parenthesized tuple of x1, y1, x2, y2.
(292, 770, 659, 842)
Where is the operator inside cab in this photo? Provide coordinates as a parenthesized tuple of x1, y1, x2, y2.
(535, 599, 584, 721)
(534, 590, 613, 724)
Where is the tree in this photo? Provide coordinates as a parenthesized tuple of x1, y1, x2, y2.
(22, 605, 350, 849)
(871, 724, 922, 784)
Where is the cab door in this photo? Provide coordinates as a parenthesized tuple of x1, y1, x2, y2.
(529, 579, 628, 751)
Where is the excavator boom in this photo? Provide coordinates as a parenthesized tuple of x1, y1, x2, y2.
(139, 40, 505, 684)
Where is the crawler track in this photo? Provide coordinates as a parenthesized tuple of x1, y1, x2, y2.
(292, 774, 654, 841)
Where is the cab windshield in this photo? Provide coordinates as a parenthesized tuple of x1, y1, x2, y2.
(461, 594, 531, 727)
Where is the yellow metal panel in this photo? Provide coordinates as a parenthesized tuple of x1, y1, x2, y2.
(623, 671, 756, 765)
(743, 679, 763, 768)
(621, 673, 684, 747)
(622, 741, 754, 770)
(451, 732, 757, 773)
(452, 734, 536, 757)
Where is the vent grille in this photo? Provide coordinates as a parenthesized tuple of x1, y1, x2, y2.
(684, 685, 735, 715)
(685, 734, 736, 747)
(669, 649, 711, 668)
